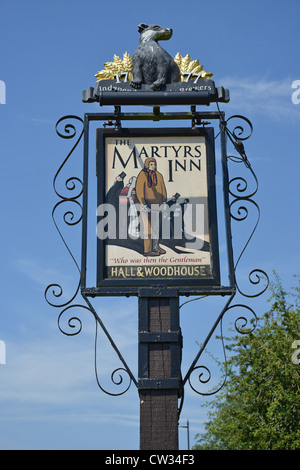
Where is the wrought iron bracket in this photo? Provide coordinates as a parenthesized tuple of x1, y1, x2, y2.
(45, 108, 269, 404)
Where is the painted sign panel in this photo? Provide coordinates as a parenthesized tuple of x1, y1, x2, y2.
(96, 128, 220, 292)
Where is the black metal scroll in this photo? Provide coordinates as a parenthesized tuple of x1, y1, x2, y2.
(179, 110, 269, 402)
(45, 110, 269, 406)
(44, 116, 137, 396)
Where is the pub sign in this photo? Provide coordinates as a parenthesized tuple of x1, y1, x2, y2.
(96, 127, 220, 292)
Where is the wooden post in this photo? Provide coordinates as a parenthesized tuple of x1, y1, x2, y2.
(138, 291, 182, 450)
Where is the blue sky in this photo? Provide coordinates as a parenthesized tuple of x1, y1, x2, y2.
(0, 0, 299, 450)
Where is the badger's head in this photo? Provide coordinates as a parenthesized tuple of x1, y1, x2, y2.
(138, 23, 173, 41)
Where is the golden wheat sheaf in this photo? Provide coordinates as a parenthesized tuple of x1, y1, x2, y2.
(174, 53, 213, 80)
(95, 52, 213, 82)
(95, 52, 133, 82)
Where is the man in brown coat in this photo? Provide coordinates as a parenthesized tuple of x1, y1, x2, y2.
(135, 157, 167, 256)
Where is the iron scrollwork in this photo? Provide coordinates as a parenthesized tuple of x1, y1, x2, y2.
(225, 114, 269, 299)
(45, 111, 269, 405)
(180, 111, 269, 401)
(45, 115, 136, 396)
(45, 116, 84, 311)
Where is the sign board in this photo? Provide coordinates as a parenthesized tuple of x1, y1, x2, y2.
(96, 127, 220, 293)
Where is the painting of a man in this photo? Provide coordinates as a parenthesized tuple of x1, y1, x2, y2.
(135, 157, 167, 256)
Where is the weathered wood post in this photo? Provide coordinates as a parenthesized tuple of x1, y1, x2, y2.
(138, 291, 182, 450)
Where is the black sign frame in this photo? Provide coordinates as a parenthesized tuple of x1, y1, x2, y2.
(94, 126, 220, 295)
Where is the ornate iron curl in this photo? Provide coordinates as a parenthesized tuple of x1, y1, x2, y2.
(45, 116, 84, 310)
(53, 115, 84, 200)
(188, 366, 213, 395)
(225, 114, 269, 298)
(45, 115, 137, 397)
(224, 304, 258, 335)
(180, 109, 269, 403)
(93, 314, 133, 396)
(56, 301, 134, 396)
(184, 300, 258, 397)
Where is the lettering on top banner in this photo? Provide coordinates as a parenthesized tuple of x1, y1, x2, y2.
(96, 128, 220, 288)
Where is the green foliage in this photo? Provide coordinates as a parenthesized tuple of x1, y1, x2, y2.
(193, 274, 300, 450)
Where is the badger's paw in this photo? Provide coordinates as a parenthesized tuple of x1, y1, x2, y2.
(151, 80, 166, 91)
(130, 80, 142, 89)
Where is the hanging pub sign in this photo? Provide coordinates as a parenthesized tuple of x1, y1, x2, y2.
(80, 22, 231, 294)
(96, 127, 220, 291)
